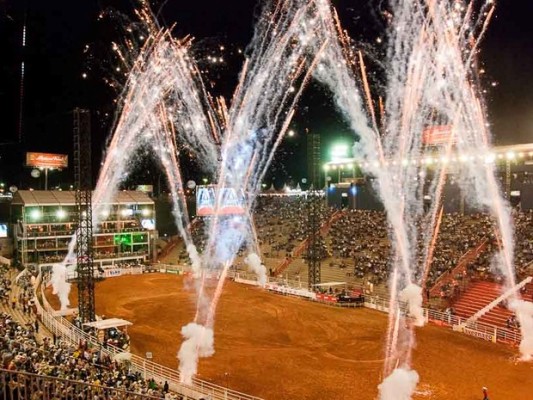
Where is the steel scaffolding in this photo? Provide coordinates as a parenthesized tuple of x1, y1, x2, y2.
(73, 108, 95, 323)
(306, 191, 323, 289)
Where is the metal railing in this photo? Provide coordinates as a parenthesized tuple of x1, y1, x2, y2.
(365, 294, 521, 345)
(0, 369, 163, 400)
(429, 239, 488, 298)
(228, 269, 523, 346)
(35, 273, 263, 400)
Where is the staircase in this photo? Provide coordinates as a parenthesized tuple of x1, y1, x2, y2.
(429, 239, 488, 298)
(453, 280, 532, 328)
(0, 269, 52, 343)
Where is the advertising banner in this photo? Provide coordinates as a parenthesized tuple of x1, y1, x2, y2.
(26, 152, 68, 169)
(422, 125, 455, 146)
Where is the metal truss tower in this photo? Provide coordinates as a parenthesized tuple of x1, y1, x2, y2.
(73, 108, 95, 323)
(306, 133, 321, 188)
(306, 191, 323, 289)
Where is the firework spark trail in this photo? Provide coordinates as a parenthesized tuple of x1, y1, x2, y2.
(420, 133, 456, 290)
(206, 262, 232, 328)
(421, 206, 444, 290)
(384, 265, 400, 375)
(198, 0, 324, 292)
(425, 0, 517, 291)
(152, 104, 196, 258)
(307, 0, 523, 395)
(178, 0, 335, 381)
(358, 51, 378, 133)
(52, 21, 221, 309)
(310, 0, 425, 381)
(52, 32, 175, 306)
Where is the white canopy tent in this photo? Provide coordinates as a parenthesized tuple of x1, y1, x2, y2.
(82, 318, 132, 330)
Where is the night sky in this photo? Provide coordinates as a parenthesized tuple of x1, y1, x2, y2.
(0, 0, 532, 190)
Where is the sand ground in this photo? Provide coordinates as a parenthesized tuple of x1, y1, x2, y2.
(45, 273, 533, 400)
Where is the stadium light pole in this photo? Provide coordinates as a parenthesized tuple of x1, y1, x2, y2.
(323, 164, 329, 188)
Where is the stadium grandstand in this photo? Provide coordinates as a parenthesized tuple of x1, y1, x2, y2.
(0, 151, 531, 399)
(9, 190, 157, 270)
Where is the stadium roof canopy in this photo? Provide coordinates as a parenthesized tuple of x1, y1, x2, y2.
(324, 142, 533, 167)
(83, 318, 132, 330)
(12, 190, 154, 207)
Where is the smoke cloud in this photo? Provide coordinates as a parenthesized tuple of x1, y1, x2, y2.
(378, 367, 419, 400)
(400, 284, 425, 327)
(244, 252, 267, 287)
(187, 244, 202, 277)
(177, 323, 215, 385)
(50, 263, 71, 310)
(510, 299, 533, 361)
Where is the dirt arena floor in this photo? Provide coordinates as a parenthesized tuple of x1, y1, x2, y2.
(46, 273, 533, 400)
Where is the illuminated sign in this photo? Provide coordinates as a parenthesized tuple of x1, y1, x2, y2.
(196, 185, 246, 216)
(331, 144, 350, 161)
(136, 185, 153, 193)
(141, 219, 155, 230)
(422, 125, 455, 146)
(26, 152, 68, 169)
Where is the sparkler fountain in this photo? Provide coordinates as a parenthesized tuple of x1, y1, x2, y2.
(51, 16, 220, 309)
(311, 0, 530, 397)
(177, 0, 330, 384)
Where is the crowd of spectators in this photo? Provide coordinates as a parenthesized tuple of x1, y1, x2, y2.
(514, 210, 533, 279)
(0, 268, 184, 399)
(328, 210, 389, 283)
(173, 195, 532, 304)
(253, 199, 532, 297)
(321, 209, 497, 290)
(255, 196, 310, 259)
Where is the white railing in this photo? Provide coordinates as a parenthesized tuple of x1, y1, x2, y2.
(32, 263, 523, 400)
(361, 293, 521, 344)
(158, 265, 525, 346)
(35, 272, 262, 400)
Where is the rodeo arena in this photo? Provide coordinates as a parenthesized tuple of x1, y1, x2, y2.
(0, 141, 531, 400)
(1, 0, 533, 398)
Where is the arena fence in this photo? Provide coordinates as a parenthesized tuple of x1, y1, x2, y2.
(0, 369, 162, 400)
(32, 264, 520, 400)
(356, 291, 521, 345)
(34, 272, 263, 400)
(227, 269, 523, 346)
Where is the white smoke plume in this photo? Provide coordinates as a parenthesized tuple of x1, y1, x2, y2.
(187, 244, 202, 277)
(177, 323, 214, 385)
(378, 367, 420, 400)
(399, 284, 425, 327)
(244, 252, 267, 287)
(50, 263, 71, 310)
(510, 300, 533, 361)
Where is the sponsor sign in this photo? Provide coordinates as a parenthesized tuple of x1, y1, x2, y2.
(265, 283, 316, 300)
(104, 269, 122, 278)
(463, 327, 495, 342)
(26, 152, 68, 169)
(136, 185, 154, 193)
(422, 125, 455, 146)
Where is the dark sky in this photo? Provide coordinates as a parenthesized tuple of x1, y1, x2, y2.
(0, 0, 532, 189)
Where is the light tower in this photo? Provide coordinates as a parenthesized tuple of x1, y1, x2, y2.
(73, 108, 95, 323)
